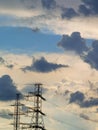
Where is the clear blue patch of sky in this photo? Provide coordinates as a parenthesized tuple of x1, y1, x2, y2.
(0, 27, 62, 54)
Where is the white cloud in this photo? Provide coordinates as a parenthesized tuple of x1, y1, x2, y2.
(0, 0, 98, 39)
(1, 14, 98, 39)
(0, 52, 98, 92)
(0, 51, 98, 130)
(0, 9, 42, 17)
(0, 0, 98, 127)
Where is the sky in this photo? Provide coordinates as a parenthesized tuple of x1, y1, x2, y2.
(0, 0, 98, 130)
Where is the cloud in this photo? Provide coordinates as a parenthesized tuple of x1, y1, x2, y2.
(69, 91, 85, 104)
(58, 32, 88, 54)
(81, 98, 98, 108)
(22, 57, 69, 73)
(57, 32, 98, 71)
(0, 0, 98, 39)
(0, 75, 20, 101)
(80, 0, 98, 16)
(61, 0, 98, 17)
(61, 0, 98, 19)
(0, 109, 13, 119)
(0, 0, 23, 9)
(83, 40, 98, 70)
(78, 4, 91, 16)
(0, 0, 43, 18)
(21, 0, 40, 9)
(69, 91, 98, 108)
(61, 8, 78, 19)
(22, 84, 48, 94)
(41, 0, 57, 9)
(0, 53, 97, 130)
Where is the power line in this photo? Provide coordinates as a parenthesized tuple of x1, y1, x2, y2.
(0, 87, 97, 130)
(10, 84, 46, 130)
(44, 99, 98, 124)
(45, 114, 86, 130)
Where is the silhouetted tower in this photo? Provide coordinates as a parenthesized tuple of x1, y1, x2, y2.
(14, 93, 21, 130)
(12, 84, 46, 130)
(29, 83, 46, 130)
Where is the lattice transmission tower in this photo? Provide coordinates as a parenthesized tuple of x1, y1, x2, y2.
(11, 93, 22, 130)
(12, 84, 46, 130)
(29, 83, 46, 130)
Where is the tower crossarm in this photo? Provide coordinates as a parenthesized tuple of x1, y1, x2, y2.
(30, 125, 46, 130)
(34, 110, 45, 116)
(35, 94, 46, 101)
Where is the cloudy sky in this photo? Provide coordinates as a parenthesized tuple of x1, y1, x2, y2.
(0, 0, 98, 130)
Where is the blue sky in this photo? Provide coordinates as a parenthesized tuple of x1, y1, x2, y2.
(0, 0, 98, 130)
(0, 27, 61, 53)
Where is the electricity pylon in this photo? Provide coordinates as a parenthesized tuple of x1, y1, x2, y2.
(14, 94, 20, 130)
(11, 93, 21, 130)
(11, 93, 25, 130)
(20, 83, 46, 130)
(30, 83, 46, 130)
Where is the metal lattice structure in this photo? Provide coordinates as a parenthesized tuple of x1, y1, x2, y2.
(11, 93, 25, 130)
(13, 94, 21, 130)
(30, 84, 46, 130)
(12, 84, 46, 130)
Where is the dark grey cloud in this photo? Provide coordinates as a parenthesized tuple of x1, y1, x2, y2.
(57, 32, 98, 70)
(78, 0, 98, 16)
(69, 91, 85, 104)
(41, 0, 56, 9)
(60, 0, 98, 18)
(61, 8, 78, 19)
(0, 75, 20, 101)
(83, 40, 98, 70)
(58, 32, 88, 54)
(78, 4, 91, 16)
(0, 109, 13, 119)
(22, 57, 69, 73)
(69, 91, 98, 108)
(81, 98, 98, 108)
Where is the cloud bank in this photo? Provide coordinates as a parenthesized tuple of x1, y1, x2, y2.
(79, 0, 98, 16)
(0, 52, 97, 130)
(57, 32, 98, 71)
(0, 0, 98, 39)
